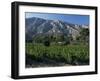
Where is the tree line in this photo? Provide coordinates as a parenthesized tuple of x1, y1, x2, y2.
(26, 28, 89, 46)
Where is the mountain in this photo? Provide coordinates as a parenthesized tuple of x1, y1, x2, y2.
(25, 17, 88, 41)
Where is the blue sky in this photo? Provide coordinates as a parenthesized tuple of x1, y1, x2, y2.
(25, 12, 89, 25)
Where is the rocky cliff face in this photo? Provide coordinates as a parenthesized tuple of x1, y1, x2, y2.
(25, 17, 88, 41)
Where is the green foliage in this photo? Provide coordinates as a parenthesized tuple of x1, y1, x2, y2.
(43, 36, 50, 46)
(76, 28, 89, 44)
(32, 34, 73, 45)
(80, 28, 89, 37)
(26, 43, 89, 65)
(33, 35, 44, 43)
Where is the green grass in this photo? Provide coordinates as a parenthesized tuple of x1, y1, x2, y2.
(26, 43, 89, 65)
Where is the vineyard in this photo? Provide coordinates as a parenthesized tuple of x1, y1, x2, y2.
(26, 43, 89, 67)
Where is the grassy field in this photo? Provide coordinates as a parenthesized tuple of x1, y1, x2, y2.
(26, 43, 89, 67)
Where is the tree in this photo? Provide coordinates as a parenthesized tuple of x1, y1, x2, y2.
(76, 28, 89, 44)
(80, 28, 89, 42)
(43, 36, 50, 46)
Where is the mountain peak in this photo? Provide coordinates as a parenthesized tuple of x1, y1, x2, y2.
(25, 17, 89, 41)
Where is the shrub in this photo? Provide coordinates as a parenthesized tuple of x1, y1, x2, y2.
(44, 40, 50, 46)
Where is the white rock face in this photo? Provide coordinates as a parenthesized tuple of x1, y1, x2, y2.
(25, 17, 89, 40)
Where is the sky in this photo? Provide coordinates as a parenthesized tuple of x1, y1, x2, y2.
(25, 12, 89, 25)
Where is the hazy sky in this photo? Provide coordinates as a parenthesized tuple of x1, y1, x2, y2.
(25, 12, 89, 25)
